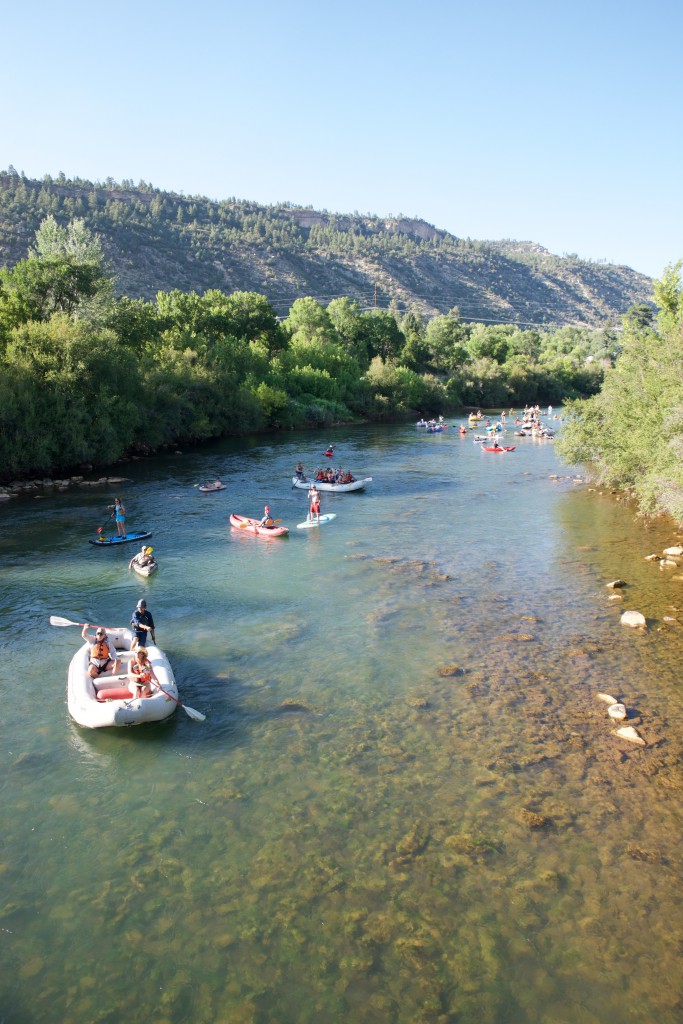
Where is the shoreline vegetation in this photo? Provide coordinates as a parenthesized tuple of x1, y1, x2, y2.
(0, 216, 681, 523)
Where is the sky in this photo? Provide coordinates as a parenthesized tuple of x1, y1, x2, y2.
(3, 0, 682, 279)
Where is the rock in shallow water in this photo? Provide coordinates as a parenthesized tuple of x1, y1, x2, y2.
(621, 610, 646, 628)
(607, 703, 628, 720)
(614, 726, 645, 746)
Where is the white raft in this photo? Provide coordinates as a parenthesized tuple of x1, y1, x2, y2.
(292, 475, 372, 492)
(67, 628, 178, 728)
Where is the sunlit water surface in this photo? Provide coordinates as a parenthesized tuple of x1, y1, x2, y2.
(1, 422, 682, 1024)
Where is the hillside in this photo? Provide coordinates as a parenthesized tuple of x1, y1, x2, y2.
(0, 170, 654, 327)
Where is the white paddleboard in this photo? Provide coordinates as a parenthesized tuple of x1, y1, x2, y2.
(297, 513, 337, 529)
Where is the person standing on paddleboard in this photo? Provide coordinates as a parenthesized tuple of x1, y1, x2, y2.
(112, 497, 127, 538)
(307, 483, 321, 524)
(131, 599, 155, 651)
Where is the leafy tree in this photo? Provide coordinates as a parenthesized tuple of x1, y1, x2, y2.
(0, 216, 111, 336)
(556, 262, 683, 519)
(284, 297, 336, 345)
(424, 311, 468, 372)
(359, 309, 405, 362)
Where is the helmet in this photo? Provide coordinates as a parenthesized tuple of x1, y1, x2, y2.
(137, 599, 147, 609)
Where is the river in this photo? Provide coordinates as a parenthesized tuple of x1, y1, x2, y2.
(1, 420, 682, 1024)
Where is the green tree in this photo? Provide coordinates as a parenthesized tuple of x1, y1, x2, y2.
(556, 262, 683, 519)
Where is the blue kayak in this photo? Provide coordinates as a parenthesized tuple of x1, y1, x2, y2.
(89, 531, 152, 546)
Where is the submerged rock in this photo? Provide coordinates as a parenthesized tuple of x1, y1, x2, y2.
(663, 546, 683, 557)
(597, 692, 618, 704)
(621, 610, 646, 628)
(614, 725, 646, 746)
(606, 579, 626, 589)
(607, 703, 628, 720)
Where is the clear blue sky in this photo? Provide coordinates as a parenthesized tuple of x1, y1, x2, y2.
(4, 0, 681, 279)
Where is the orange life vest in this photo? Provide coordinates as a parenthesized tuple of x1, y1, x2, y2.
(91, 638, 110, 661)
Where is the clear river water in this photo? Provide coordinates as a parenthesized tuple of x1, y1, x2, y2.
(1, 420, 682, 1024)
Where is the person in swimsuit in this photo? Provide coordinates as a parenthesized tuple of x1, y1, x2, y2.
(113, 497, 126, 538)
(307, 484, 321, 523)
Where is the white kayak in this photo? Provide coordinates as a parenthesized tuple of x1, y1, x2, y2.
(66, 628, 178, 728)
(292, 476, 371, 492)
(132, 559, 158, 577)
(297, 514, 337, 529)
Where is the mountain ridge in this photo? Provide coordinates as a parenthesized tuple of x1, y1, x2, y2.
(0, 170, 653, 326)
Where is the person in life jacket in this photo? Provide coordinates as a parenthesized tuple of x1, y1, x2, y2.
(259, 505, 274, 528)
(129, 545, 154, 570)
(128, 647, 160, 699)
(82, 625, 121, 679)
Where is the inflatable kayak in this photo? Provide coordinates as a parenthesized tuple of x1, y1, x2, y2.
(482, 445, 516, 453)
(229, 514, 289, 537)
(198, 483, 226, 493)
(297, 514, 337, 529)
(132, 559, 158, 577)
(89, 531, 152, 546)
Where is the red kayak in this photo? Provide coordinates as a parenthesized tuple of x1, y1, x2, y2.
(323, 449, 335, 457)
(229, 514, 289, 537)
(482, 445, 516, 453)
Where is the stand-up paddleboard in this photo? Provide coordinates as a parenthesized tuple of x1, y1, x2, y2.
(297, 514, 337, 530)
(89, 531, 153, 546)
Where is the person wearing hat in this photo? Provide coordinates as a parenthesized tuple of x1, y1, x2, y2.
(130, 598, 156, 651)
(81, 625, 121, 679)
(128, 545, 154, 571)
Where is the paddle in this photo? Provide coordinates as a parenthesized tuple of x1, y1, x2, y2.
(96, 508, 115, 537)
(151, 681, 206, 722)
(239, 519, 282, 528)
(50, 615, 123, 631)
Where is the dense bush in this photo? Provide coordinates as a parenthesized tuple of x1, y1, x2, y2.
(0, 216, 630, 482)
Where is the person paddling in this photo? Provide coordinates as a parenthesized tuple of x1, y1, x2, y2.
(259, 505, 275, 528)
(112, 497, 127, 538)
(82, 626, 120, 679)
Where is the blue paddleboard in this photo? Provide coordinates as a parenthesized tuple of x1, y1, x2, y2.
(89, 531, 153, 546)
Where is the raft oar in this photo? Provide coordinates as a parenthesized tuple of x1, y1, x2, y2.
(50, 615, 124, 631)
(151, 681, 206, 722)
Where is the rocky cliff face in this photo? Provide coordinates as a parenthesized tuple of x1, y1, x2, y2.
(0, 173, 653, 326)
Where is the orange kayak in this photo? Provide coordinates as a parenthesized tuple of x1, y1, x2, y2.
(229, 514, 289, 537)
